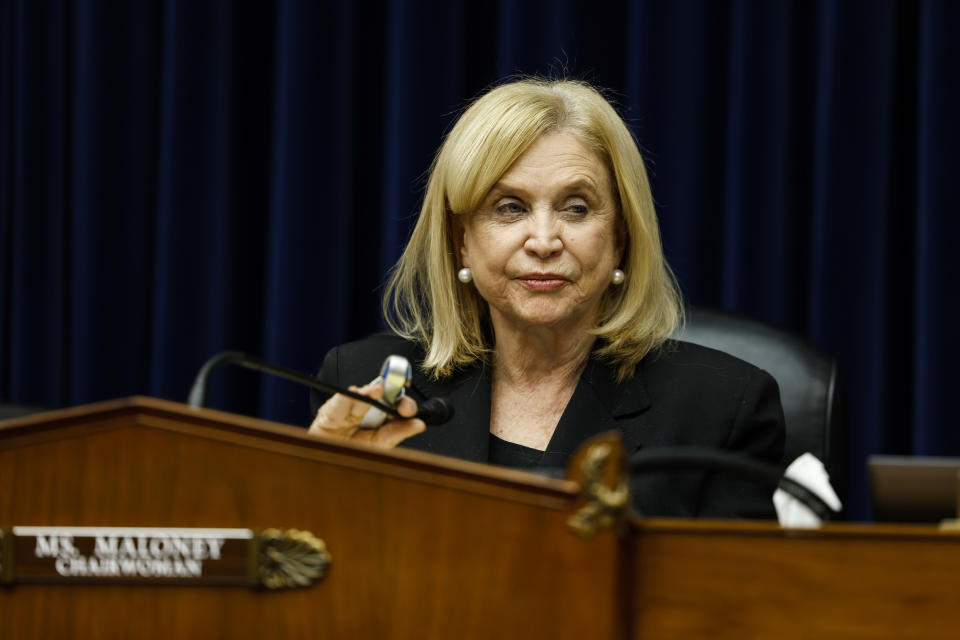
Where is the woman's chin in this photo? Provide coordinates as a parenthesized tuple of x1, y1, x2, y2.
(496, 306, 590, 333)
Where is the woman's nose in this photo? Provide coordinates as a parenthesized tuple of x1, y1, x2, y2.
(523, 211, 563, 259)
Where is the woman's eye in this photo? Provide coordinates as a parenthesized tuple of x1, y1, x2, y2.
(568, 204, 588, 214)
(496, 202, 524, 214)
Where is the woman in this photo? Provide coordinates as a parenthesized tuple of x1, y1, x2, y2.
(309, 78, 784, 518)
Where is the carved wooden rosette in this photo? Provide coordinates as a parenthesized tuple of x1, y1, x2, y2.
(251, 528, 332, 589)
(565, 432, 630, 538)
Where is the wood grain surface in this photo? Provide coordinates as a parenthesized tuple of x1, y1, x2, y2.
(0, 398, 620, 639)
(628, 518, 960, 640)
(4, 398, 959, 639)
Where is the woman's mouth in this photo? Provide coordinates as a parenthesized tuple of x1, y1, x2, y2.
(517, 273, 569, 290)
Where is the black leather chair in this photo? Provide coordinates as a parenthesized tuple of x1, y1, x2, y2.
(673, 307, 846, 505)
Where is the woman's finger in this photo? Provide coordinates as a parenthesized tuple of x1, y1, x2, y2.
(309, 379, 424, 449)
(363, 418, 426, 448)
(395, 394, 419, 418)
(309, 382, 378, 435)
(310, 398, 351, 434)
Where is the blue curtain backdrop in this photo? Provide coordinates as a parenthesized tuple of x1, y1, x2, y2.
(1, 0, 958, 520)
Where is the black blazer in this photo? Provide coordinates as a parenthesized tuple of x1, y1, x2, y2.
(315, 332, 785, 519)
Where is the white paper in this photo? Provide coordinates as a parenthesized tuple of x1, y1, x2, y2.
(774, 452, 843, 528)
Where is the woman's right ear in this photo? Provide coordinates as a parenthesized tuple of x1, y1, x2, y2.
(449, 212, 466, 262)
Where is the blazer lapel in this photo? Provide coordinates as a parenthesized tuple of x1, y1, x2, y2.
(404, 363, 491, 462)
(403, 354, 654, 467)
(540, 356, 652, 468)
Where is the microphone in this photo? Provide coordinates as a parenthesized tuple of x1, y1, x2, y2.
(187, 351, 454, 426)
(416, 397, 455, 425)
(413, 396, 454, 426)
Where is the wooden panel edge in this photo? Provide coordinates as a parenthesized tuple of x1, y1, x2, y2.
(629, 516, 960, 541)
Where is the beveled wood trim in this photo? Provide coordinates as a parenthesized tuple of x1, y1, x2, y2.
(629, 516, 960, 540)
(0, 396, 580, 510)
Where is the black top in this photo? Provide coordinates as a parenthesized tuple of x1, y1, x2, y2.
(488, 434, 545, 467)
(314, 332, 786, 519)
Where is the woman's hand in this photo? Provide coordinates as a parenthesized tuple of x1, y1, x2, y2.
(308, 379, 426, 448)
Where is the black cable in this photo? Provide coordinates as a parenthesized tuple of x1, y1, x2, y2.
(187, 351, 403, 419)
(628, 446, 836, 521)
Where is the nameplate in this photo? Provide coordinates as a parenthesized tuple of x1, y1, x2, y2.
(0, 526, 330, 589)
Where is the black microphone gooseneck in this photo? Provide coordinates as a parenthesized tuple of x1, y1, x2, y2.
(629, 447, 837, 521)
(186, 351, 453, 426)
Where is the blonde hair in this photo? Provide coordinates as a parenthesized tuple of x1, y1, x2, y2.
(383, 78, 682, 381)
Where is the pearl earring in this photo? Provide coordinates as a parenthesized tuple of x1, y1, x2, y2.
(611, 269, 625, 285)
(458, 267, 473, 283)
